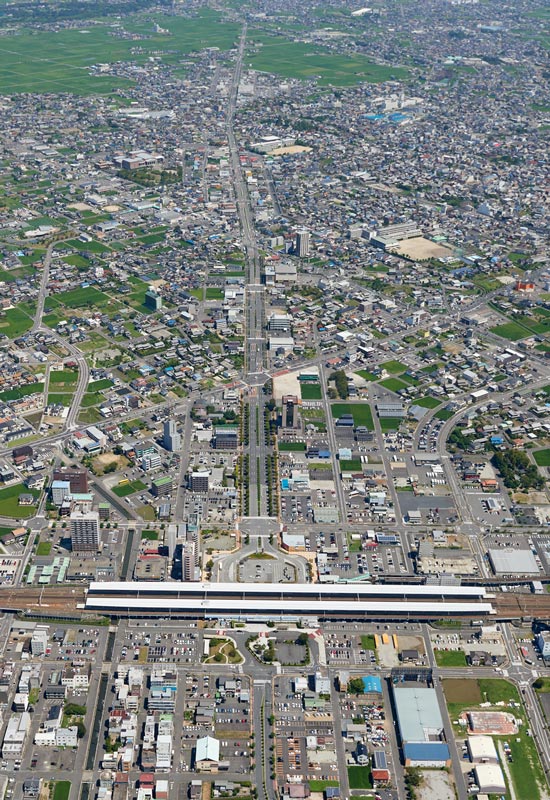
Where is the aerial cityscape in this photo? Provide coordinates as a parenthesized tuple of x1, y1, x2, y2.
(0, 0, 549, 799)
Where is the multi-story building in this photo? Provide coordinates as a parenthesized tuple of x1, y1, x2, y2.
(296, 229, 310, 258)
(30, 629, 48, 656)
(51, 480, 71, 506)
(70, 510, 100, 553)
(189, 472, 209, 493)
(163, 420, 181, 452)
(52, 467, 88, 493)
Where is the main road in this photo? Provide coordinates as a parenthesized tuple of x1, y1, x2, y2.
(226, 26, 271, 517)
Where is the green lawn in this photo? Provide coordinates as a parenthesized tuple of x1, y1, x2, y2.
(490, 321, 530, 341)
(300, 383, 322, 400)
(112, 480, 146, 498)
(414, 396, 441, 409)
(309, 781, 339, 792)
(54, 286, 111, 310)
(348, 766, 372, 789)
(435, 408, 454, 421)
(278, 442, 306, 452)
(380, 359, 408, 374)
(379, 377, 408, 393)
(48, 393, 73, 406)
(0, 483, 40, 518)
(36, 541, 52, 556)
(141, 529, 159, 541)
(354, 370, 377, 381)
(52, 783, 71, 800)
(205, 287, 224, 300)
(0, 306, 33, 337)
(361, 634, 376, 651)
(87, 379, 113, 392)
(340, 459, 363, 472)
(434, 649, 467, 667)
(534, 449, 550, 467)
(49, 369, 78, 385)
(379, 417, 402, 431)
(0, 382, 44, 402)
(331, 403, 374, 429)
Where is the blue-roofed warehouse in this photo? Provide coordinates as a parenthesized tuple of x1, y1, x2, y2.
(403, 742, 450, 767)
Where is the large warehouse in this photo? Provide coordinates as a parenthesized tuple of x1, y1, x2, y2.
(84, 581, 494, 620)
(488, 548, 539, 576)
(392, 685, 450, 767)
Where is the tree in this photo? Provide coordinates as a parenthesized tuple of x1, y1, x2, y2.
(348, 678, 365, 694)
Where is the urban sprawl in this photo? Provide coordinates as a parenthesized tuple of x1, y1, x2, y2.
(0, 1, 550, 800)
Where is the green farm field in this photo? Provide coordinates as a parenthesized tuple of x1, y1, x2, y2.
(0, 11, 240, 94)
(248, 35, 407, 86)
(0, 306, 33, 337)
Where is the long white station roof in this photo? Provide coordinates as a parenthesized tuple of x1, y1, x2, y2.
(85, 597, 493, 614)
(88, 581, 486, 598)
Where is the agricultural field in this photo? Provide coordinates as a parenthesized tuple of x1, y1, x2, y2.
(247, 34, 407, 86)
(55, 286, 112, 309)
(0, 10, 240, 94)
(0, 306, 33, 337)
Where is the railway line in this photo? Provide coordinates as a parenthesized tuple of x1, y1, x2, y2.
(0, 584, 549, 623)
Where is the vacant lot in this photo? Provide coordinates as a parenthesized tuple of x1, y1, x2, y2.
(92, 453, 128, 475)
(414, 396, 441, 409)
(391, 236, 455, 260)
(331, 402, 374, 429)
(490, 321, 530, 341)
(534, 449, 550, 467)
(380, 359, 408, 374)
(442, 678, 481, 705)
(434, 649, 467, 667)
(300, 383, 322, 400)
(379, 377, 408, 393)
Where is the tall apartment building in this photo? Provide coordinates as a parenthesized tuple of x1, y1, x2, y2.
(296, 229, 310, 258)
(70, 510, 100, 553)
(163, 419, 181, 452)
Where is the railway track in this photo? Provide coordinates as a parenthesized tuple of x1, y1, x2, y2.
(0, 586, 549, 622)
